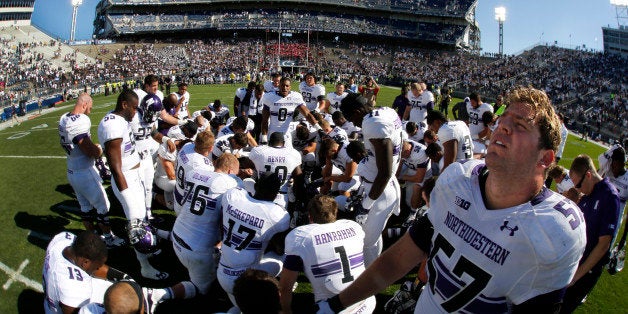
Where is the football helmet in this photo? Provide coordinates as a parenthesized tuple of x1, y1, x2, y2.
(140, 94, 163, 124)
(128, 219, 160, 254)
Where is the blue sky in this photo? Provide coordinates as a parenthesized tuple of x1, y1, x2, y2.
(31, 0, 619, 54)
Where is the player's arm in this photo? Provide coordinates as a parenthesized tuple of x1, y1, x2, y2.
(298, 105, 321, 130)
(160, 108, 182, 125)
(570, 235, 612, 285)
(400, 166, 427, 184)
(233, 95, 241, 116)
(291, 165, 305, 203)
(279, 268, 299, 314)
(160, 156, 176, 180)
(151, 129, 176, 152)
(60, 302, 79, 314)
(334, 232, 426, 310)
(368, 138, 393, 200)
(246, 132, 258, 147)
(402, 105, 411, 121)
(76, 136, 102, 159)
(103, 139, 128, 191)
(261, 106, 270, 141)
(441, 139, 457, 171)
(331, 160, 357, 183)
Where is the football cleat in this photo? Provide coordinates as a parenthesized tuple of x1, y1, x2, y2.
(102, 233, 126, 248)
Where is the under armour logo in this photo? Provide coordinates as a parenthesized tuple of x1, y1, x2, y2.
(500, 221, 518, 236)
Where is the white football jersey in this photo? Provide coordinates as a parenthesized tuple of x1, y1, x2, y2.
(224, 117, 255, 134)
(235, 87, 260, 116)
(59, 113, 94, 171)
(98, 112, 140, 171)
(415, 160, 586, 313)
(131, 112, 159, 159)
(466, 102, 494, 139)
(43, 232, 94, 313)
(212, 134, 243, 159)
(263, 80, 278, 93)
(608, 170, 628, 205)
(155, 141, 177, 180)
(173, 169, 238, 251)
(556, 174, 575, 194)
(174, 142, 214, 214)
(437, 120, 473, 162)
(402, 120, 428, 143)
(249, 145, 302, 196)
(284, 219, 376, 309)
(288, 121, 318, 152)
(220, 187, 290, 270)
(358, 107, 403, 183)
(407, 91, 431, 123)
(327, 91, 348, 114)
(261, 91, 306, 135)
(299, 81, 326, 111)
(133, 88, 164, 103)
(170, 90, 190, 119)
(322, 126, 349, 146)
(402, 140, 431, 177)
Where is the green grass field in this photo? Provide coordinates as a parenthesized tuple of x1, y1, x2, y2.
(0, 83, 625, 313)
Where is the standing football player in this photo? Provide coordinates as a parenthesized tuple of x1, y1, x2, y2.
(98, 90, 169, 280)
(339, 93, 403, 266)
(170, 82, 190, 121)
(58, 93, 124, 247)
(315, 86, 586, 314)
(174, 130, 215, 216)
(260, 77, 321, 144)
(326, 82, 348, 114)
(299, 72, 326, 112)
(426, 110, 473, 172)
(466, 92, 494, 157)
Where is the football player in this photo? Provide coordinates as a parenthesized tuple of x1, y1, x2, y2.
(133, 75, 183, 136)
(217, 172, 290, 311)
(299, 72, 326, 112)
(426, 110, 473, 172)
(320, 138, 360, 210)
(263, 73, 281, 94)
(170, 82, 190, 120)
(170, 153, 241, 300)
(98, 90, 169, 280)
(249, 132, 304, 207)
(339, 93, 403, 266)
(174, 130, 215, 216)
(397, 139, 431, 220)
(234, 81, 256, 117)
(316, 86, 586, 314)
(58, 93, 124, 247)
(279, 195, 375, 314)
(403, 83, 432, 124)
(260, 77, 321, 144)
(466, 92, 494, 156)
(326, 82, 348, 114)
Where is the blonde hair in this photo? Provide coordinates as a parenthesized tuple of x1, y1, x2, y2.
(215, 153, 239, 173)
(195, 130, 215, 151)
(308, 195, 338, 224)
(506, 86, 561, 152)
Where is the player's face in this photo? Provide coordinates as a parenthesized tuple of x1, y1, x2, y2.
(146, 81, 159, 94)
(84, 99, 93, 115)
(336, 84, 345, 94)
(279, 80, 291, 97)
(471, 99, 479, 109)
(123, 98, 139, 122)
(178, 85, 187, 94)
(78, 256, 106, 276)
(305, 75, 315, 86)
(486, 102, 544, 173)
(272, 76, 281, 87)
(411, 88, 420, 97)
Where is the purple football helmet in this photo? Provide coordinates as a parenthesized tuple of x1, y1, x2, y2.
(128, 219, 160, 254)
(140, 94, 163, 124)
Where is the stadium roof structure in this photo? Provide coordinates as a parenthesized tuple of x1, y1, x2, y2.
(0, 0, 35, 27)
(93, 0, 481, 51)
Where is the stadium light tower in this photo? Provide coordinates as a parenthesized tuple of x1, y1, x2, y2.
(610, 0, 628, 28)
(495, 6, 506, 56)
(70, 0, 83, 42)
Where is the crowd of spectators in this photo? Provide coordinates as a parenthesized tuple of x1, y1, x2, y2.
(0, 30, 625, 141)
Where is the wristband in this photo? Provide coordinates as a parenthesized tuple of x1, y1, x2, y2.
(328, 295, 346, 313)
(107, 267, 132, 282)
(161, 136, 171, 144)
(362, 196, 376, 210)
(260, 134, 268, 143)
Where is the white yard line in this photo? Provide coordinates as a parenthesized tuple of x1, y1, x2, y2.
(0, 259, 43, 292)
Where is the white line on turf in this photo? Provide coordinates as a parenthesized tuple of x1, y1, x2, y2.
(0, 155, 66, 159)
(0, 259, 43, 292)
